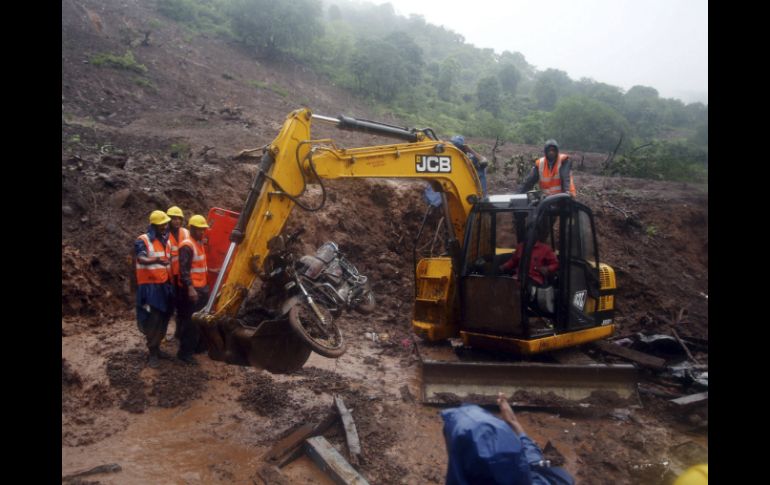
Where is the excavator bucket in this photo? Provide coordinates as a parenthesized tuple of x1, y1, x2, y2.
(200, 317, 312, 374)
(420, 358, 639, 407)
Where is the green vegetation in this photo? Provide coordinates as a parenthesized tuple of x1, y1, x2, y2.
(247, 79, 289, 98)
(157, 0, 231, 36)
(153, 0, 708, 183)
(169, 142, 191, 158)
(90, 50, 147, 73)
(133, 77, 157, 91)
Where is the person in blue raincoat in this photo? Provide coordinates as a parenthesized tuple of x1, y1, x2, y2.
(424, 135, 488, 207)
(441, 393, 574, 485)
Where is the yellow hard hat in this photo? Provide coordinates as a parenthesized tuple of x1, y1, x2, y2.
(166, 206, 184, 218)
(674, 464, 708, 485)
(149, 210, 171, 225)
(188, 214, 210, 229)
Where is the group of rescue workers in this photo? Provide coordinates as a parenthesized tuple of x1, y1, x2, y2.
(133, 137, 575, 370)
(133, 207, 210, 368)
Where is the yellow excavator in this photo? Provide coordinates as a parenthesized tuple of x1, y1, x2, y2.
(192, 109, 632, 403)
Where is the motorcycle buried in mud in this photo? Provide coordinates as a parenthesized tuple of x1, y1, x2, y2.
(257, 229, 376, 358)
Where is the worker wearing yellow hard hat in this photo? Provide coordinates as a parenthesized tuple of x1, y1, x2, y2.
(674, 464, 707, 485)
(134, 210, 175, 368)
(166, 206, 190, 341)
(175, 214, 211, 365)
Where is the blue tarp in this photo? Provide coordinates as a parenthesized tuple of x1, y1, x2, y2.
(441, 405, 532, 485)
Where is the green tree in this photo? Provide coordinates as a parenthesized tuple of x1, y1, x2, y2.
(612, 141, 707, 182)
(384, 31, 423, 85)
(472, 110, 508, 139)
(685, 102, 708, 126)
(513, 112, 550, 145)
(690, 121, 708, 146)
(622, 85, 662, 138)
(576, 78, 624, 111)
(477, 76, 501, 115)
(228, 0, 324, 59)
(498, 63, 521, 96)
(350, 37, 410, 101)
(539, 69, 575, 98)
(533, 77, 557, 110)
(436, 58, 460, 101)
(548, 96, 629, 152)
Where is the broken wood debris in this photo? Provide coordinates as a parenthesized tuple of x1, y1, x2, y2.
(334, 395, 361, 465)
(62, 463, 122, 482)
(263, 410, 338, 468)
(305, 436, 370, 485)
(592, 340, 667, 370)
(670, 392, 708, 407)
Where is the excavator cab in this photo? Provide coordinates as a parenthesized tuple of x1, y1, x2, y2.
(415, 193, 617, 354)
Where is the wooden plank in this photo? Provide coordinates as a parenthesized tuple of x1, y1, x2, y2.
(334, 396, 361, 465)
(592, 340, 666, 370)
(305, 436, 370, 485)
(264, 411, 339, 468)
(264, 423, 315, 464)
(62, 463, 122, 481)
(670, 392, 708, 407)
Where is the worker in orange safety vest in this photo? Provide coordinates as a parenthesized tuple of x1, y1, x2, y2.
(518, 139, 576, 197)
(175, 214, 210, 365)
(166, 205, 190, 341)
(134, 210, 175, 368)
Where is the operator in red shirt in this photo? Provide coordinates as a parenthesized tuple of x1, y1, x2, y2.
(499, 228, 559, 286)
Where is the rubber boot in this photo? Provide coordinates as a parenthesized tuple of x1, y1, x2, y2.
(178, 353, 198, 366)
(148, 349, 160, 369)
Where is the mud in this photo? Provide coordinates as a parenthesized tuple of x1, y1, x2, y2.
(105, 347, 209, 413)
(236, 374, 295, 417)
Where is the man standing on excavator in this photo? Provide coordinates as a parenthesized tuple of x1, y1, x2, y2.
(134, 210, 175, 368)
(175, 215, 210, 365)
(452, 135, 488, 196)
(424, 135, 487, 207)
(518, 139, 576, 197)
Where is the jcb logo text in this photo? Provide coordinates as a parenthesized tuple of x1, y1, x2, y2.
(416, 156, 452, 173)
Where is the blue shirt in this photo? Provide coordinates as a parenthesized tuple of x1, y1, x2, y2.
(423, 151, 487, 206)
(441, 404, 574, 485)
(467, 152, 488, 196)
(134, 226, 174, 320)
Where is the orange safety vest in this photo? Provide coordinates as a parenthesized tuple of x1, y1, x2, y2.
(536, 154, 576, 196)
(167, 227, 191, 280)
(178, 238, 208, 288)
(135, 234, 171, 285)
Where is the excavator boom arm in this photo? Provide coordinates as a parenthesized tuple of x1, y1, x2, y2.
(201, 108, 481, 321)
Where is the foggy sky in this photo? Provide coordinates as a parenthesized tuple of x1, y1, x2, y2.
(379, 0, 708, 104)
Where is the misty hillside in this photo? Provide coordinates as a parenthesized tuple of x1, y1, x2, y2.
(63, 0, 707, 183)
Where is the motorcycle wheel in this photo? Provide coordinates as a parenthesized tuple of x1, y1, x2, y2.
(354, 288, 376, 314)
(288, 300, 346, 358)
